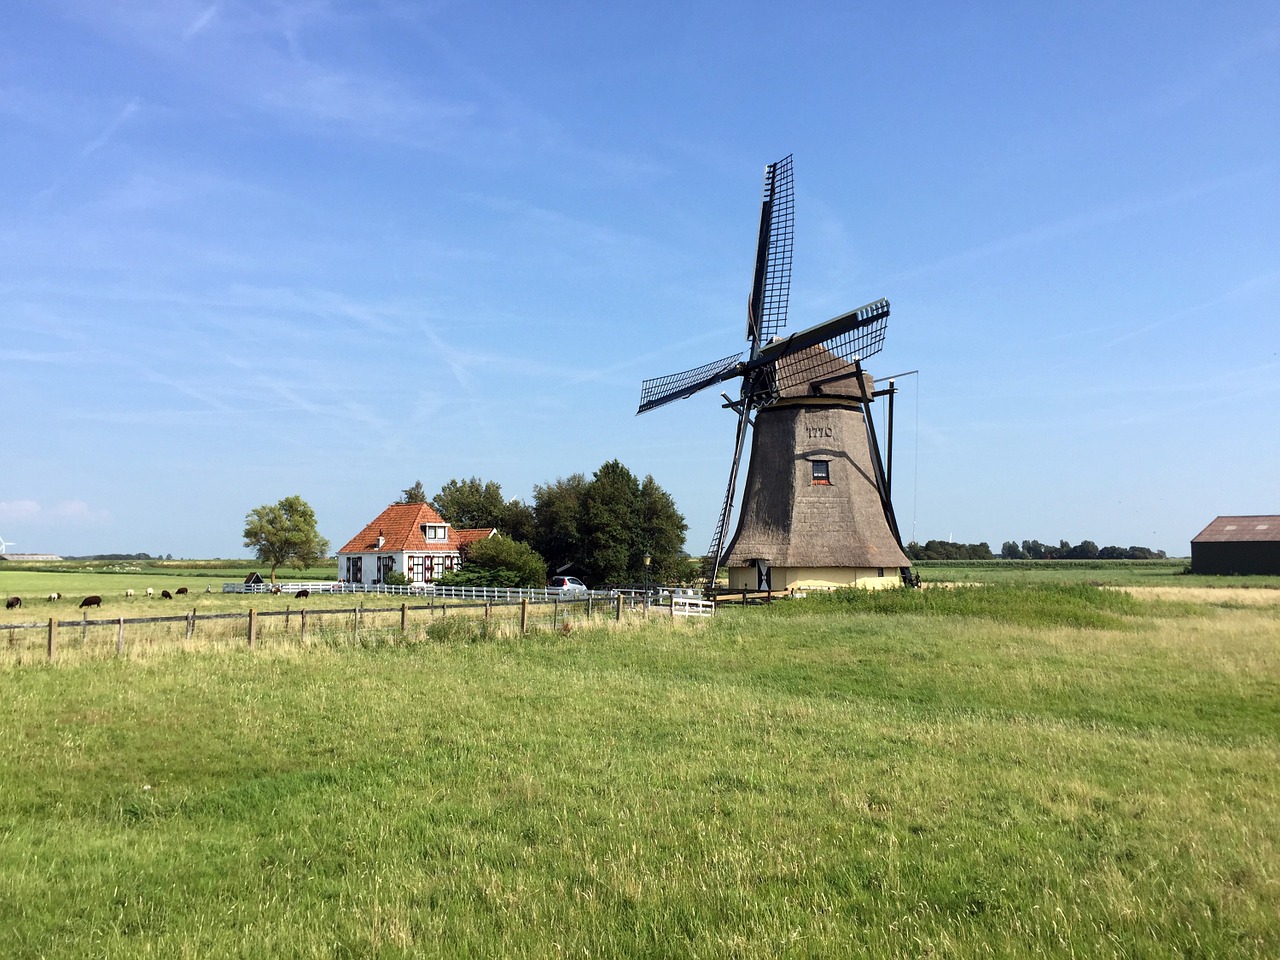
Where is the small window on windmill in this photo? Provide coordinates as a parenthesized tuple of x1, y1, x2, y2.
(810, 460, 831, 485)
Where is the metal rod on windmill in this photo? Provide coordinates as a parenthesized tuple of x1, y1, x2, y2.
(637, 155, 913, 597)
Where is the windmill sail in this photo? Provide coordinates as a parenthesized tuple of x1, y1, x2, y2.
(747, 155, 794, 354)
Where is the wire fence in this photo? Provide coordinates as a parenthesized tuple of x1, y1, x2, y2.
(1, 593, 714, 665)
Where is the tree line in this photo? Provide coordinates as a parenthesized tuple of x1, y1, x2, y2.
(905, 539, 1168, 561)
(400, 461, 689, 588)
(242, 462, 689, 589)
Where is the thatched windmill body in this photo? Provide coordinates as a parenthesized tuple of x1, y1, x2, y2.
(637, 155, 910, 594)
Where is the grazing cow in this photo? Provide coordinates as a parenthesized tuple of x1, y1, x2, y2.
(5, 596, 20, 610)
(294, 589, 310, 599)
(176, 586, 188, 595)
(80, 596, 102, 609)
(271, 585, 282, 595)
(145, 587, 154, 598)
(47, 592, 61, 602)
(125, 589, 135, 598)
(161, 590, 173, 600)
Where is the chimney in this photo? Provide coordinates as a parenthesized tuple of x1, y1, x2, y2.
(376, 529, 385, 550)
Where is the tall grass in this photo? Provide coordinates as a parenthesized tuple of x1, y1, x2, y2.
(1, 585, 1277, 957)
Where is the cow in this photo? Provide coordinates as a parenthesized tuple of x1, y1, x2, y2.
(47, 592, 61, 602)
(125, 589, 135, 598)
(175, 587, 188, 595)
(294, 589, 310, 599)
(161, 590, 173, 600)
(145, 587, 154, 598)
(271, 585, 282, 595)
(80, 596, 102, 609)
(5, 596, 20, 610)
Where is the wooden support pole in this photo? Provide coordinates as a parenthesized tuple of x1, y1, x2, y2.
(400, 602, 408, 634)
(48, 618, 56, 662)
(520, 598, 529, 634)
(82, 612, 88, 643)
(300, 609, 307, 643)
(553, 598, 559, 630)
(485, 602, 492, 622)
(117, 617, 125, 656)
(248, 608, 257, 648)
(587, 595, 593, 619)
(616, 594, 623, 622)
(186, 609, 195, 641)
(285, 604, 291, 629)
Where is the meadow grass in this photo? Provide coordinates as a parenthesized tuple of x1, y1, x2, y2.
(0, 583, 1277, 957)
(913, 558, 1280, 590)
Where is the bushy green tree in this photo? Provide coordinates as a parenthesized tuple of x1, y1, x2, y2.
(639, 475, 689, 583)
(580, 460, 643, 584)
(531, 473, 589, 572)
(432, 477, 511, 530)
(243, 495, 330, 583)
(451, 536, 547, 588)
(398, 481, 427, 504)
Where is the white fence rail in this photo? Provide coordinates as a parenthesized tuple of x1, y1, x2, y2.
(223, 581, 704, 607)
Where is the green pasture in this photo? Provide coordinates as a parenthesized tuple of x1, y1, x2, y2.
(914, 557, 1280, 589)
(1, 581, 1278, 957)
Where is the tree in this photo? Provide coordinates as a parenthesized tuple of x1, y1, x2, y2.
(639, 475, 689, 583)
(432, 477, 511, 530)
(398, 480, 427, 504)
(531, 473, 589, 572)
(1001, 540, 1026, 559)
(437, 536, 547, 588)
(579, 460, 643, 584)
(243, 495, 330, 583)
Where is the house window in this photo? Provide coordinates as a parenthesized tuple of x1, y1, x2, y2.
(422, 524, 448, 541)
(410, 556, 425, 582)
(377, 556, 395, 583)
(811, 460, 831, 485)
(346, 556, 363, 583)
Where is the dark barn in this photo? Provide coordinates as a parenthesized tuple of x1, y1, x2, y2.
(1191, 516, 1280, 575)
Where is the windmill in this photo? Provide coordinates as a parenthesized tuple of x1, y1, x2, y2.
(637, 155, 910, 595)
(0, 535, 13, 554)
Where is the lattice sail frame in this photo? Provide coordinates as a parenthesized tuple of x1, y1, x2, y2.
(748, 155, 794, 350)
(638, 353, 742, 414)
(764, 313, 888, 398)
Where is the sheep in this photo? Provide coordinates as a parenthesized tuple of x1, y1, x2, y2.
(80, 596, 102, 609)
(161, 590, 173, 600)
(5, 596, 20, 610)
(47, 592, 61, 602)
(175, 586, 188, 595)
(145, 587, 154, 598)
(125, 589, 135, 598)
(294, 589, 310, 599)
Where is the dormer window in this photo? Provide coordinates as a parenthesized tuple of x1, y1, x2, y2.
(421, 524, 449, 542)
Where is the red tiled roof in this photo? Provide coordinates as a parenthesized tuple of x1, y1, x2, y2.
(336, 503, 491, 554)
(454, 528, 497, 549)
(1192, 515, 1280, 544)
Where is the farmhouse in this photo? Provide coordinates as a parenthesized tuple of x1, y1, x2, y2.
(337, 503, 495, 586)
(1190, 515, 1280, 576)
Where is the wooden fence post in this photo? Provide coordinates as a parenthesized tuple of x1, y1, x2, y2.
(186, 609, 195, 641)
(520, 599, 529, 635)
(82, 612, 88, 643)
(553, 598, 559, 630)
(485, 602, 492, 622)
(248, 609, 257, 648)
(48, 618, 56, 662)
(400, 602, 408, 634)
(670, 597, 677, 618)
(117, 617, 124, 656)
(285, 604, 291, 630)
(587, 595, 593, 619)
(616, 594, 623, 622)
(300, 609, 307, 643)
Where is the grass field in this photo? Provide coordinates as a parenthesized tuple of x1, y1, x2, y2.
(1, 576, 1278, 957)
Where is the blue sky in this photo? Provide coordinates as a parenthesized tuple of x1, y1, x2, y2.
(3, 1, 1277, 560)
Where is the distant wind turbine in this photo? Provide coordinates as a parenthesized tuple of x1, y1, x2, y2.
(0, 535, 13, 553)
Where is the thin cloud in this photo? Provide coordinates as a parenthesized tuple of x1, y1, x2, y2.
(182, 4, 219, 41)
(81, 97, 140, 159)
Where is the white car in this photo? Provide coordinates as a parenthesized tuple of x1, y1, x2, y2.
(549, 576, 588, 595)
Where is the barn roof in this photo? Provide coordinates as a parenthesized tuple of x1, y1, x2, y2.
(337, 503, 492, 555)
(1192, 516, 1280, 543)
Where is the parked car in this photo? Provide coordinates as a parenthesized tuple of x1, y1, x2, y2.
(549, 576, 588, 595)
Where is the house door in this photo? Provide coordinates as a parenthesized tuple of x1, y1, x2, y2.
(756, 560, 771, 592)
